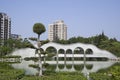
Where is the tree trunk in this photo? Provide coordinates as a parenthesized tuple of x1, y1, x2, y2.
(38, 35, 40, 40)
(39, 53, 42, 76)
(44, 55, 46, 64)
(37, 35, 42, 76)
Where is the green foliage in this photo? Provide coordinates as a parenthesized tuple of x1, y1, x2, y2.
(58, 64, 64, 69)
(43, 63, 49, 68)
(29, 64, 39, 69)
(29, 37, 37, 41)
(0, 62, 25, 80)
(0, 46, 12, 56)
(45, 65, 56, 71)
(0, 38, 33, 56)
(74, 64, 84, 70)
(86, 64, 93, 70)
(0, 55, 21, 58)
(0, 55, 21, 63)
(24, 57, 39, 62)
(33, 23, 46, 38)
(55, 32, 120, 57)
(90, 73, 111, 80)
(0, 62, 13, 69)
(90, 65, 120, 80)
(21, 72, 87, 80)
(41, 39, 49, 45)
(99, 40, 120, 57)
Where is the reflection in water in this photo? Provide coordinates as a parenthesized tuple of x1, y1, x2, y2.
(12, 60, 117, 75)
(12, 60, 38, 75)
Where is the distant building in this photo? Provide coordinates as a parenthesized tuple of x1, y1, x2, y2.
(0, 13, 11, 42)
(48, 20, 67, 41)
(11, 34, 21, 40)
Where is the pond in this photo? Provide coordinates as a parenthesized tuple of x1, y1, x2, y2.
(12, 60, 118, 75)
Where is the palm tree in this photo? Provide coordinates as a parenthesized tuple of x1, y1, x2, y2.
(33, 23, 46, 76)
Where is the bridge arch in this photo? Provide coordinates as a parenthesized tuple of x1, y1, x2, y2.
(85, 48, 93, 54)
(58, 49, 65, 61)
(74, 47, 84, 54)
(45, 46, 57, 54)
(40, 42, 117, 60)
(66, 49, 72, 54)
(58, 49, 65, 54)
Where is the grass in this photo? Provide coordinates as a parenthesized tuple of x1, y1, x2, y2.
(90, 64, 120, 80)
(0, 62, 25, 80)
(20, 72, 87, 80)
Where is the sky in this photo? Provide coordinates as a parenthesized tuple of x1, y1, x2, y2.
(0, 0, 120, 41)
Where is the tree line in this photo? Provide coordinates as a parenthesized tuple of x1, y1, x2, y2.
(55, 32, 120, 57)
(0, 38, 32, 56)
(1, 32, 120, 57)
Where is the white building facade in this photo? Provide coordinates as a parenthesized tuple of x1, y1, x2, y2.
(48, 20, 67, 41)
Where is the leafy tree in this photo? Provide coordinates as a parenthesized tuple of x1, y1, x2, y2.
(33, 23, 46, 76)
(0, 46, 12, 56)
(33, 23, 46, 39)
(29, 37, 37, 41)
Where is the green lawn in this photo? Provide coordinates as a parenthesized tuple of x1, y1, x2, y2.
(20, 72, 87, 80)
(90, 64, 120, 80)
(0, 62, 25, 80)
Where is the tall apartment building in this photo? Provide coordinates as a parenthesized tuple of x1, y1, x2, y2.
(0, 13, 11, 42)
(48, 20, 67, 41)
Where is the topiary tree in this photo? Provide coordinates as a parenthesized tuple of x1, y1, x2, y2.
(33, 23, 46, 40)
(33, 23, 46, 76)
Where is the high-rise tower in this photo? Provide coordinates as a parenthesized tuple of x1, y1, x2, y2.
(0, 13, 11, 42)
(48, 20, 67, 41)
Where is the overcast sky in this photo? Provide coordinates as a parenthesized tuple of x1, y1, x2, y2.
(0, 0, 120, 41)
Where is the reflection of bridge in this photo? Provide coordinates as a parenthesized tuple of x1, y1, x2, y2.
(45, 61, 116, 72)
(41, 42, 117, 60)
